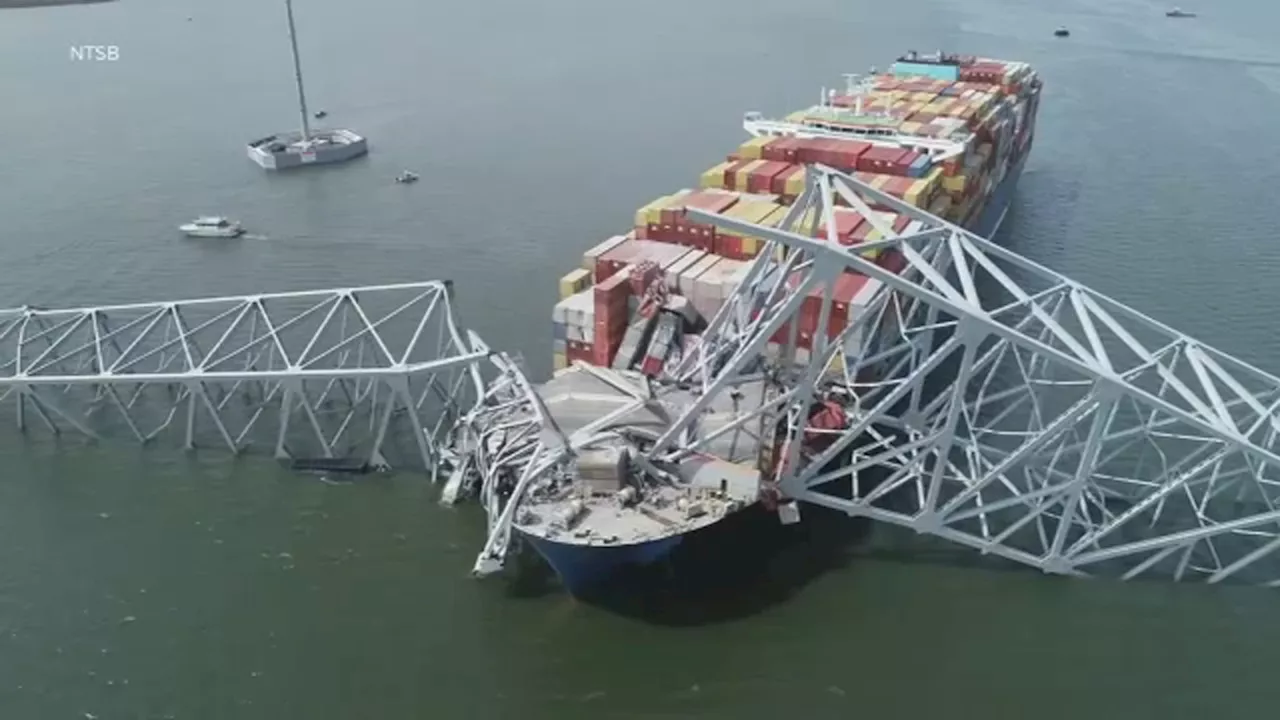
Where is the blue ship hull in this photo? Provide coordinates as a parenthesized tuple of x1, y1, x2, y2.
(966, 143, 1029, 240)
(520, 531, 684, 597)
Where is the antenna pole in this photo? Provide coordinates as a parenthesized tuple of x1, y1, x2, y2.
(284, 0, 312, 142)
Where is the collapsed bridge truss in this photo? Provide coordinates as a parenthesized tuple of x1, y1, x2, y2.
(0, 281, 490, 470)
(658, 164, 1280, 586)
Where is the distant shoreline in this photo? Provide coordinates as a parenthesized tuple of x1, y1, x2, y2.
(0, 0, 116, 8)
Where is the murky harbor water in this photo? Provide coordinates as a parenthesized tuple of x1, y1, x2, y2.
(3, 0, 1280, 716)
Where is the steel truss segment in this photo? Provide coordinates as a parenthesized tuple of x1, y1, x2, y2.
(0, 282, 492, 471)
(672, 163, 1280, 586)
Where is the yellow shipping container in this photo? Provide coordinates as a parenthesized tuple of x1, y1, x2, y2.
(860, 229, 883, 260)
(942, 173, 968, 194)
(700, 161, 733, 190)
(922, 166, 944, 194)
(783, 169, 806, 197)
(726, 200, 782, 225)
(903, 179, 930, 208)
(925, 99, 953, 114)
(635, 195, 674, 227)
(553, 352, 568, 371)
(725, 201, 785, 253)
(758, 204, 787, 227)
(738, 136, 773, 160)
(898, 120, 924, 136)
(558, 268, 591, 300)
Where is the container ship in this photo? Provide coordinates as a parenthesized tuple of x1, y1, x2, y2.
(461, 52, 1042, 596)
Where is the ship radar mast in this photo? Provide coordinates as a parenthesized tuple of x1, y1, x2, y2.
(840, 70, 879, 116)
(284, 0, 312, 143)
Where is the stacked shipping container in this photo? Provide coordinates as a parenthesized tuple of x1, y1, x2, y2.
(551, 54, 1040, 373)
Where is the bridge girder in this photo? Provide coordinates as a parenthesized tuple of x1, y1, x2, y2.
(667, 164, 1280, 586)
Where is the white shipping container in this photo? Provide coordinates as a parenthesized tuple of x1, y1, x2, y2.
(680, 255, 720, 297)
(665, 251, 705, 291)
(698, 258, 751, 302)
(552, 298, 571, 325)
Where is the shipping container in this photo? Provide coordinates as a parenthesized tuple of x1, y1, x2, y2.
(700, 161, 734, 189)
(761, 136, 801, 163)
(550, 53, 1039, 371)
(747, 161, 792, 195)
(773, 165, 806, 198)
(812, 206, 866, 246)
(582, 235, 630, 274)
(731, 160, 768, 192)
(559, 267, 591, 300)
(737, 136, 774, 160)
(857, 146, 909, 174)
(665, 250, 706, 291)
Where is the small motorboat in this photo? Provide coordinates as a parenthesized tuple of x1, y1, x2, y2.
(1166, 7, 1196, 17)
(313, 110, 328, 119)
(395, 170, 420, 184)
(1054, 26, 1070, 37)
(179, 216, 244, 238)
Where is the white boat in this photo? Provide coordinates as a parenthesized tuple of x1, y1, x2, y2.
(395, 170, 419, 184)
(179, 217, 244, 238)
(246, 0, 368, 170)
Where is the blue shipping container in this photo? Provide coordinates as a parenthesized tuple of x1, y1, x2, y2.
(908, 154, 931, 178)
(891, 61, 959, 82)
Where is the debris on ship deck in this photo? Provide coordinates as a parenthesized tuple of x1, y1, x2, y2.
(443, 351, 768, 582)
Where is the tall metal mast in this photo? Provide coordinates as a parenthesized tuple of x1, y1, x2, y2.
(284, 0, 312, 142)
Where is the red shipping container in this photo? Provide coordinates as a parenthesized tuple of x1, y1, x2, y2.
(594, 272, 630, 304)
(895, 149, 923, 174)
(720, 160, 753, 190)
(566, 341, 592, 365)
(893, 214, 912, 234)
(715, 234, 744, 259)
(678, 190, 739, 223)
(591, 335, 620, 367)
(878, 249, 908, 275)
(771, 165, 805, 196)
(628, 261, 662, 296)
(814, 207, 865, 245)
(810, 139, 845, 167)
(857, 146, 910, 174)
(748, 161, 791, 194)
(792, 138, 829, 165)
(823, 139, 871, 171)
(851, 220, 876, 242)
(762, 137, 801, 162)
(882, 176, 915, 200)
(594, 316, 623, 341)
